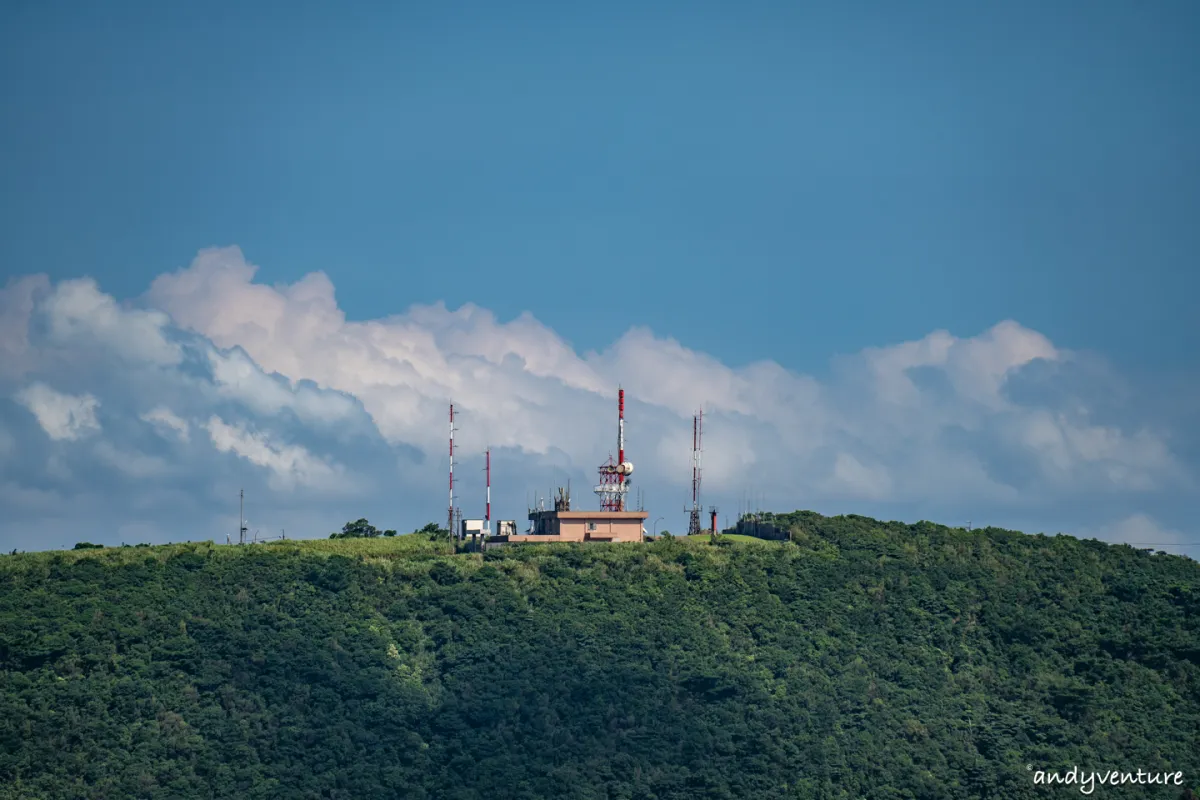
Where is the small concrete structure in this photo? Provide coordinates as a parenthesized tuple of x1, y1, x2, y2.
(487, 510, 649, 546)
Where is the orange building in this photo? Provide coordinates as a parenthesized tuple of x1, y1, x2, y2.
(488, 510, 648, 545)
(483, 387, 648, 547)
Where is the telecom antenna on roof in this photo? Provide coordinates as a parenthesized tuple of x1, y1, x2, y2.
(595, 387, 633, 511)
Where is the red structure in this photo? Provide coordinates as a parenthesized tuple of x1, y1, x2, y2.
(618, 388, 625, 475)
(595, 388, 633, 512)
(710, 507, 718, 534)
(485, 448, 491, 530)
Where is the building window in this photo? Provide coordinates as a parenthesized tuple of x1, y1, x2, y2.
(587, 522, 597, 532)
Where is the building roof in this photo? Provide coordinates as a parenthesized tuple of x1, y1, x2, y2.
(527, 510, 649, 520)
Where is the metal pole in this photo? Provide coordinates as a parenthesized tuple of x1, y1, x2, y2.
(448, 404, 455, 538)
(617, 388, 625, 510)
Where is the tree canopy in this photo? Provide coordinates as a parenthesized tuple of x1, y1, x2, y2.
(1, 511, 1197, 798)
(328, 518, 397, 539)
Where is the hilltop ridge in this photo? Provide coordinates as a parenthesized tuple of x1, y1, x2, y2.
(1, 512, 1197, 798)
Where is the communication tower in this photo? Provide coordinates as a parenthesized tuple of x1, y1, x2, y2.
(594, 388, 633, 511)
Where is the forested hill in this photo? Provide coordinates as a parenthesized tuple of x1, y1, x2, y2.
(1, 512, 1198, 799)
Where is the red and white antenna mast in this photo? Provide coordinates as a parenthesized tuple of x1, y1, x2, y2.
(618, 389, 625, 466)
(618, 387, 626, 503)
(485, 447, 491, 534)
(595, 387, 632, 511)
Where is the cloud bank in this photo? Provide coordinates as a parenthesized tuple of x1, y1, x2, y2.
(0, 247, 1193, 554)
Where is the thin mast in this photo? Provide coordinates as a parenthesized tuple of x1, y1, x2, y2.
(618, 387, 625, 510)
(448, 404, 455, 537)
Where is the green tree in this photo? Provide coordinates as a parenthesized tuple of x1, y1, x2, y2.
(329, 518, 382, 539)
(417, 522, 450, 542)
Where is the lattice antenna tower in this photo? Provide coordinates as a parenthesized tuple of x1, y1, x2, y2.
(595, 388, 633, 511)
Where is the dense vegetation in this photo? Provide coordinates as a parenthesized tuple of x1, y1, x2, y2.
(1, 511, 1198, 798)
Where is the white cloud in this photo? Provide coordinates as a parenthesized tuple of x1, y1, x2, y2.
(142, 247, 1182, 504)
(140, 406, 190, 442)
(0, 274, 51, 379)
(858, 321, 1058, 409)
(1014, 411, 1172, 490)
(204, 415, 344, 491)
(41, 277, 181, 366)
(205, 346, 360, 425)
(15, 382, 101, 441)
(0, 246, 1191, 551)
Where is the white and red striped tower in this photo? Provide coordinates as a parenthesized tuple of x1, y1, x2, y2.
(595, 388, 633, 511)
(618, 390, 625, 466)
(485, 447, 491, 535)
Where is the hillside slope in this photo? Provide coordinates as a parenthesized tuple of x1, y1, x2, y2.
(1, 513, 1198, 799)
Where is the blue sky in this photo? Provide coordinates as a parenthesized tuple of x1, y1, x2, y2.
(1, 1, 1197, 554)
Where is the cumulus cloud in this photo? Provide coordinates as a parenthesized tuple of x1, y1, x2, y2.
(205, 346, 362, 427)
(0, 245, 1192, 552)
(15, 382, 101, 441)
(140, 406, 190, 442)
(143, 247, 1186, 502)
(0, 275, 51, 379)
(41, 277, 182, 367)
(204, 416, 346, 492)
